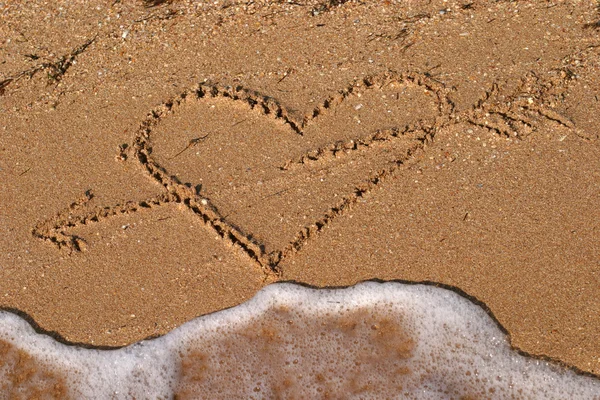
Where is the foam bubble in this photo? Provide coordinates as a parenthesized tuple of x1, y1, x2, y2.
(0, 282, 598, 398)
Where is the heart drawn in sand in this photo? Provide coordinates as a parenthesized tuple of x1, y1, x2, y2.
(33, 70, 456, 276)
(32, 68, 583, 277)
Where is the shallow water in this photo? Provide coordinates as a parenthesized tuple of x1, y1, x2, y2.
(1, 282, 599, 399)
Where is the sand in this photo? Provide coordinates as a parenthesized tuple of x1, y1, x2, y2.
(1, 0, 599, 376)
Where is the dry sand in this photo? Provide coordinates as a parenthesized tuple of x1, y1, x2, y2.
(1, 0, 599, 376)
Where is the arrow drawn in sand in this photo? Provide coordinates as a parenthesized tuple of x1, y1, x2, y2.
(32, 69, 583, 278)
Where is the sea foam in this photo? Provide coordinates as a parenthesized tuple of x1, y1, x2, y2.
(0, 282, 598, 399)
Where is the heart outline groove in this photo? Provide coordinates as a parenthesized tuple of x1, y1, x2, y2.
(32, 69, 580, 278)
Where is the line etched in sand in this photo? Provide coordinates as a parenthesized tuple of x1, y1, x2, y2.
(0, 36, 96, 95)
(31, 69, 585, 277)
(466, 66, 597, 141)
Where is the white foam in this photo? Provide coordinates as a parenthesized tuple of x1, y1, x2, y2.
(0, 282, 598, 399)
